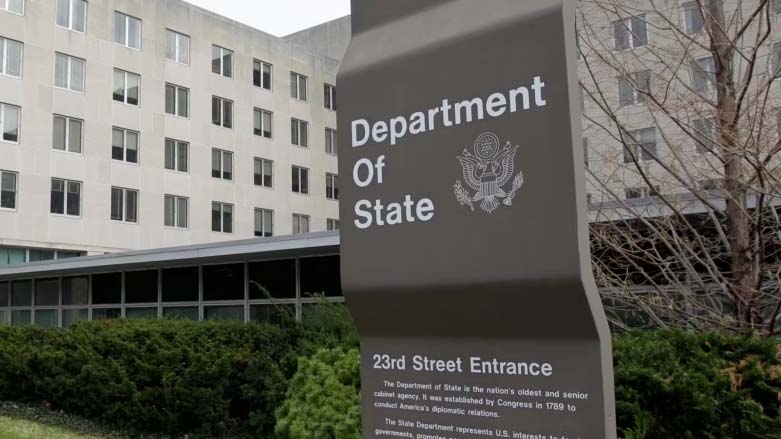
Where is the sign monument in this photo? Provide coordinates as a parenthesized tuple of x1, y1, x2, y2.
(337, 1, 617, 438)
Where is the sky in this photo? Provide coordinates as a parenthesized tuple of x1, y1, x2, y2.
(183, 0, 351, 37)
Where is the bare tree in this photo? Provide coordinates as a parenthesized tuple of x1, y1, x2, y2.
(577, 0, 781, 335)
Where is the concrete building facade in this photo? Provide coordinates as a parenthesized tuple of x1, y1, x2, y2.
(0, 0, 350, 264)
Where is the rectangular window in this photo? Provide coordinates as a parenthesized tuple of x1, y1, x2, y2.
(0, 37, 22, 78)
(0, 170, 17, 209)
(253, 60, 272, 90)
(291, 166, 309, 195)
(164, 139, 188, 172)
(612, 14, 647, 50)
(291, 118, 308, 147)
(682, 1, 705, 34)
(0, 103, 20, 143)
(211, 202, 233, 233)
(253, 108, 273, 138)
(325, 128, 338, 155)
(52, 115, 82, 153)
(254, 208, 273, 237)
(583, 138, 589, 168)
(112, 127, 139, 163)
(327, 218, 339, 231)
(625, 187, 658, 200)
(623, 128, 657, 163)
(56, 0, 86, 33)
(254, 158, 273, 188)
(211, 148, 233, 181)
(290, 72, 308, 101)
(165, 83, 189, 118)
(772, 42, 781, 79)
(114, 11, 141, 50)
(0, 0, 23, 14)
(50, 178, 81, 216)
(54, 53, 84, 92)
(165, 29, 189, 65)
(618, 70, 650, 107)
(292, 214, 310, 234)
(110, 187, 138, 223)
(326, 173, 338, 200)
(693, 118, 718, 153)
(164, 195, 188, 228)
(112, 69, 140, 106)
(212, 96, 233, 128)
(211, 45, 232, 78)
(690, 56, 716, 95)
(324, 83, 336, 110)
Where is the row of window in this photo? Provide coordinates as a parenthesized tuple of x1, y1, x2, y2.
(0, 246, 82, 266)
(610, 2, 716, 52)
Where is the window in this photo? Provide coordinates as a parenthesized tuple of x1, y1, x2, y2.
(165, 83, 189, 117)
(54, 53, 84, 92)
(125, 270, 157, 303)
(110, 187, 138, 223)
(327, 219, 339, 231)
(165, 29, 189, 65)
(211, 45, 232, 78)
(300, 256, 342, 297)
(693, 118, 718, 153)
(772, 42, 781, 79)
(114, 12, 141, 50)
(254, 208, 273, 237)
(56, 0, 86, 33)
(682, 1, 705, 34)
(112, 128, 139, 163)
(292, 166, 309, 195)
(92, 272, 120, 304)
(112, 69, 139, 106)
(325, 128, 338, 155)
(0, 37, 22, 78)
(254, 158, 273, 188)
(164, 195, 188, 228)
(324, 83, 336, 110)
(248, 259, 296, 299)
(699, 179, 723, 191)
(254, 108, 272, 138)
(0, 103, 20, 143)
(326, 173, 338, 200)
(292, 214, 310, 234)
(291, 118, 308, 147)
(164, 139, 188, 172)
(211, 202, 233, 233)
(211, 149, 233, 181)
(290, 72, 308, 100)
(0, 170, 16, 209)
(0, 0, 23, 14)
(583, 138, 589, 168)
(62, 275, 88, 305)
(53, 115, 82, 153)
(162, 267, 198, 302)
(623, 128, 657, 163)
(212, 96, 233, 128)
(618, 71, 651, 107)
(690, 56, 716, 95)
(625, 187, 658, 200)
(50, 178, 81, 216)
(612, 15, 647, 50)
(253, 60, 272, 90)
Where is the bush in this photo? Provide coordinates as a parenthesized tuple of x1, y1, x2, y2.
(275, 348, 361, 439)
(0, 319, 298, 438)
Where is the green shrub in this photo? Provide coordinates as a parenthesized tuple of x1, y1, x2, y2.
(275, 348, 361, 439)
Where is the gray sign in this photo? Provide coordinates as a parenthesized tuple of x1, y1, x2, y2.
(337, 1, 616, 438)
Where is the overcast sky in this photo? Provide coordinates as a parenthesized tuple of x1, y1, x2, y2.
(183, 0, 351, 37)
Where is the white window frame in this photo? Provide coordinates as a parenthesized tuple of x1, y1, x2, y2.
(165, 29, 189, 65)
(110, 186, 138, 223)
(114, 11, 141, 50)
(0, 170, 17, 211)
(291, 118, 308, 147)
(165, 83, 189, 118)
(164, 195, 188, 229)
(325, 128, 338, 155)
(212, 45, 233, 78)
(211, 148, 233, 181)
(254, 108, 273, 139)
(113, 69, 140, 106)
(254, 208, 273, 238)
(612, 14, 648, 51)
(54, 53, 85, 93)
(681, 1, 706, 35)
(0, 37, 22, 78)
(211, 202, 233, 233)
(292, 213, 310, 234)
(254, 59, 272, 90)
(254, 158, 273, 188)
(112, 127, 139, 164)
(292, 165, 309, 195)
(56, 0, 86, 33)
(164, 138, 188, 173)
(0, 102, 21, 144)
(324, 83, 336, 110)
(690, 56, 716, 96)
(326, 173, 338, 201)
(290, 72, 308, 101)
(50, 178, 81, 217)
(327, 219, 339, 231)
(0, 0, 24, 15)
(52, 115, 83, 154)
(212, 96, 233, 129)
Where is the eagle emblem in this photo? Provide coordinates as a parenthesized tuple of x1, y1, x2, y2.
(454, 132, 524, 213)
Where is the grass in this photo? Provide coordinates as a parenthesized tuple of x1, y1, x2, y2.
(0, 416, 102, 439)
